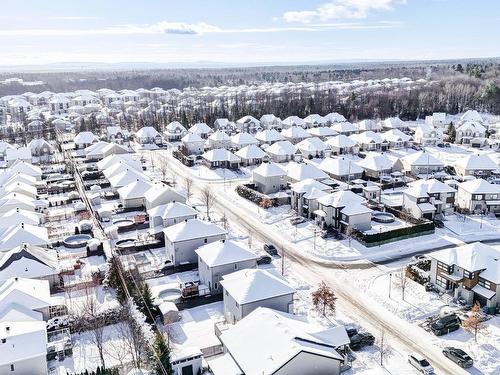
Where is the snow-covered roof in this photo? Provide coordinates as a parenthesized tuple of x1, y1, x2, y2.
(296, 137, 328, 152)
(318, 157, 363, 176)
(74, 131, 98, 145)
(165, 121, 187, 134)
(282, 116, 305, 128)
(349, 131, 384, 145)
(202, 149, 241, 163)
(235, 144, 267, 159)
(117, 178, 153, 200)
(290, 178, 331, 194)
(324, 112, 347, 123)
(8, 161, 42, 178)
(382, 117, 406, 129)
(454, 154, 498, 171)
(231, 132, 258, 146)
(460, 110, 484, 124)
(407, 179, 456, 195)
(0, 243, 58, 277)
(219, 307, 345, 375)
(429, 242, 500, 283)
(163, 219, 226, 242)
(456, 121, 486, 134)
(286, 162, 328, 181)
(357, 152, 395, 172)
(0, 208, 42, 227)
(355, 119, 382, 132)
(318, 190, 366, 208)
(458, 178, 500, 194)
(307, 126, 338, 138)
(189, 122, 212, 135)
(381, 129, 412, 142)
(181, 132, 204, 143)
(0, 224, 49, 252)
(0, 277, 54, 312)
(401, 151, 444, 167)
(324, 134, 357, 148)
(281, 126, 311, 140)
(221, 269, 295, 305)
(341, 203, 372, 216)
(135, 126, 160, 139)
(148, 201, 197, 220)
(195, 240, 258, 267)
(253, 162, 286, 178)
(331, 121, 358, 134)
(4, 147, 32, 162)
(108, 168, 149, 188)
(255, 129, 284, 143)
(265, 140, 297, 156)
(0, 320, 47, 367)
(209, 130, 231, 141)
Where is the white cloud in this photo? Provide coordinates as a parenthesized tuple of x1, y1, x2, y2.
(0, 20, 400, 38)
(284, 0, 406, 23)
(50, 16, 99, 20)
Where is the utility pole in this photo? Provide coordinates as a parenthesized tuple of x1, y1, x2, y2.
(388, 273, 393, 299)
(281, 244, 285, 276)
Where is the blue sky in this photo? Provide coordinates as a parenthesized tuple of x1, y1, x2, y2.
(0, 0, 499, 65)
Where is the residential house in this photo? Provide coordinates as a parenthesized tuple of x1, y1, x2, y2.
(206, 130, 231, 150)
(285, 162, 328, 184)
(196, 240, 258, 294)
(454, 154, 498, 178)
(428, 242, 500, 310)
(281, 116, 306, 129)
(236, 115, 261, 134)
(164, 121, 187, 142)
(405, 179, 456, 216)
(290, 179, 331, 219)
(414, 123, 444, 146)
(382, 129, 412, 149)
(456, 121, 486, 145)
(325, 135, 359, 155)
(318, 157, 364, 182)
(135, 126, 162, 146)
(381, 117, 407, 131)
(235, 144, 268, 166)
(4, 147, 32, 167)
(457, 178, 500, 213)
(307, 126, 338, 140)
(425, 112, 450, 128)
(349, 131, 386, 152)
(323, 112, 347, 126)
(281, 126, 311, 143)
(73, 131, 98, 149)
(189, 122, 213, 139)
(220, 269, 295, 324)
(303, 114, 326, 128)
(355, 119, 382, 132)
(163, 219, 227, 266)
(399, 151, 445, 177)
(201, 149, 241, 169)
(0, 224, 49, 252)
(296, 137, 329, 159)
(230, 132, 259, 150)
(255, 129, 283, 145)
(218, 307, 349, 375)
(181, 133, 205, 155)
(148, 202, 198, 228)
(144, 185, 186, 210)
(357, 152, 397, 179)
(331, 121, 358, 136)
(252, 162, 287, 194)
(265, 141, 298, 163)
(259, 114, 282, 130)
(117, 178, 153, 208)
(316, 190, 372, 232)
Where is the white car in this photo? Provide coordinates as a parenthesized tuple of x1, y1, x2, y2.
(408, 354, 434, 374)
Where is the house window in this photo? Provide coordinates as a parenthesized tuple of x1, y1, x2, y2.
(234, 264, 238, 270)
(463, 270, 473, 279)
(214, 282, 218, 290)
(10, 364, 14, 371)
(204, 238, 208, 243)
(436, 275, 448, 289)
(478, 278, 491, 289)
(437, 262, 451, 273)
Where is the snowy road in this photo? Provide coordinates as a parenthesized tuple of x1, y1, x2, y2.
(154, 150, 477, 375)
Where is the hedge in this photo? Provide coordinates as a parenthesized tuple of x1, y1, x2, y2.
(236, 184, 278, 207)
(353, 221, 435, 246)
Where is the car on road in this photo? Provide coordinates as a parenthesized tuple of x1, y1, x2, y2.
(349, 332, 375, 350)
(430, 314, 461, 336)
(442, 347, 473, 368)
(263, 243, 278, 256)
(256, 254, 272, 265)
(408, 354, 434, 374)
(289, 216, 305, 225)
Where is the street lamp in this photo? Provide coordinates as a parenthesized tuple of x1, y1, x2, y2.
(388, 273, 393, 298)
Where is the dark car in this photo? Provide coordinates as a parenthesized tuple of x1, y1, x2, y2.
(431, 314, 461, 336)
(257, 254, 272, 265)
(442, 347, 473, 368)
(263, 243, 278, 256)
(349, 332, 375, 350)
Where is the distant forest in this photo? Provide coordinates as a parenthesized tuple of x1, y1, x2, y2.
(1, 59, 499, 124)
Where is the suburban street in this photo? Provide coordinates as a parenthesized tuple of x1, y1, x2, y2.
(155, 149, 474, 375)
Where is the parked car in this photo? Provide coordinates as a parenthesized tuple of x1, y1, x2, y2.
(412, 253, 427, 261)
(430, 314, 461, 336)
(257, 254, 272, 265)
(263, 243, 278, 256)
(442, 347, 473, 368)
(408, 354, 434, 374)
(290, 216, 305, 225)
(349, 332, 375, 350)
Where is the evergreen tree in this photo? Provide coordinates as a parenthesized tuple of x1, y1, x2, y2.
(447, 122, 456, 143)
(154, 333, 173, 375)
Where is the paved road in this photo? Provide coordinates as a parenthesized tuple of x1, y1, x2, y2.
(155, 150, 472, 375)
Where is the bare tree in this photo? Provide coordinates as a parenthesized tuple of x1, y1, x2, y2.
(463, 302, 487, 342)
(200, 186, 216, 221)
(395, 266, 409, 301)
(183, 176, 193, 200)
(312, 281, 337, 316)
(158, 156, 169, 181)
(376, 330, 392, 366)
